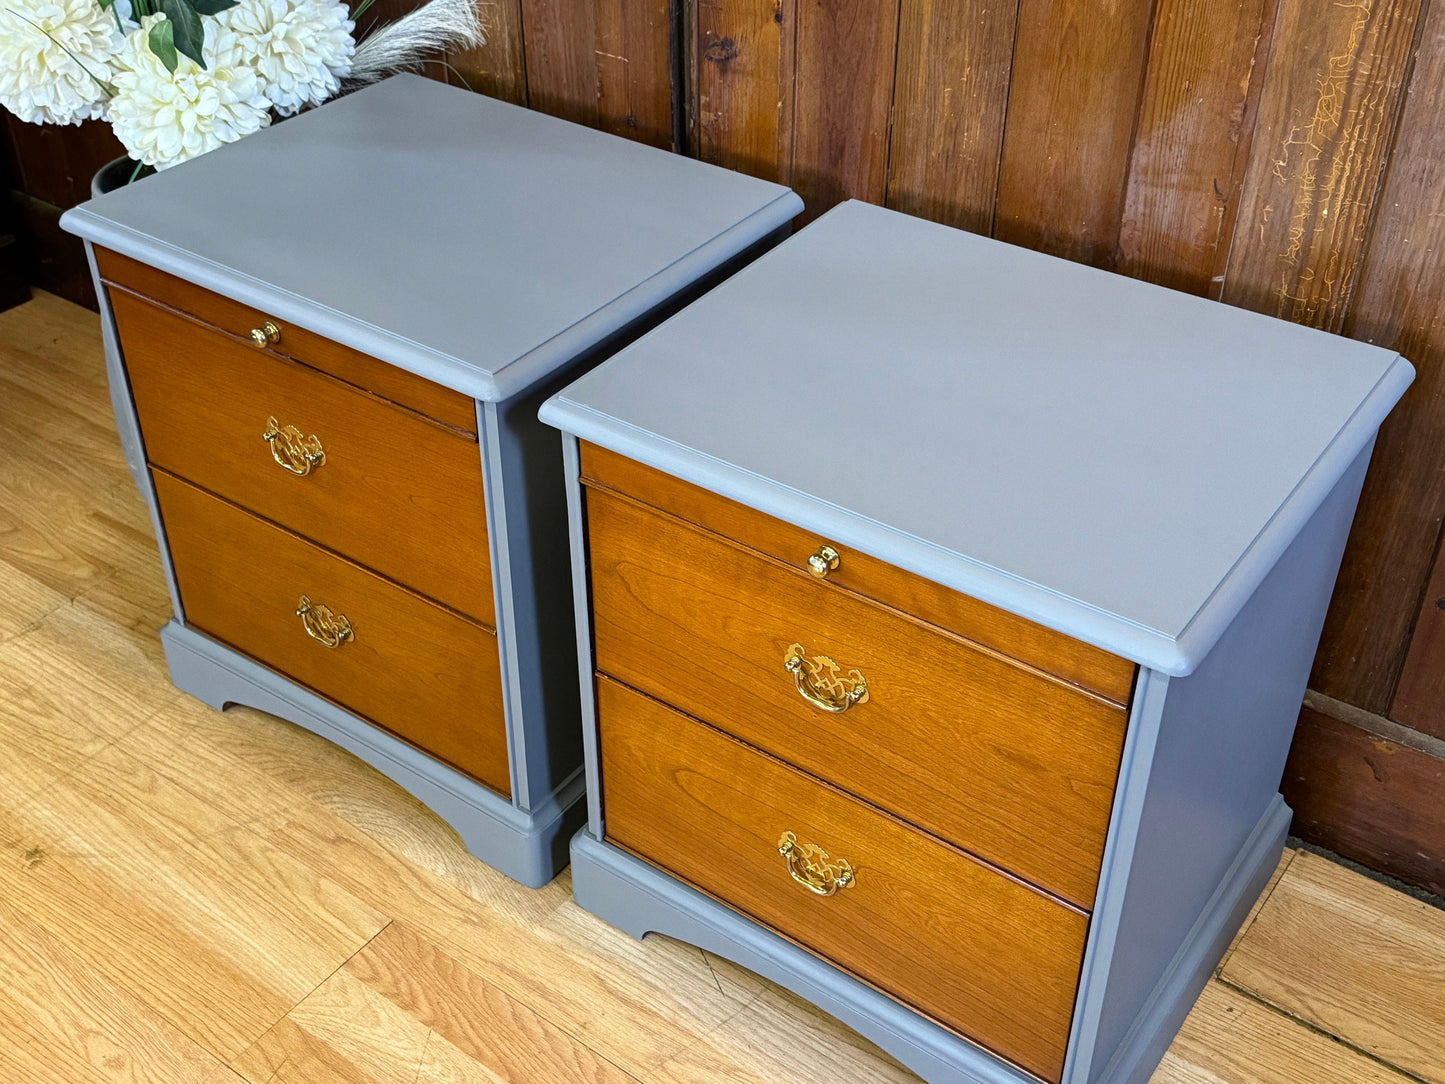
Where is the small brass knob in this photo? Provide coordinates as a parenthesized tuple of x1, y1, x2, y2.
(250, 320, 281, 348)
(807, 545, 840, 578)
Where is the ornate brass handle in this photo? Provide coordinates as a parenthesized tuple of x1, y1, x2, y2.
(807, 544, 839, 578)
(784, 643, 868, 713)
(778, 832, 855, 896)
(296, 595, 352, 648)
(250, 320, 281, 348)
(262, 416, 326, 476)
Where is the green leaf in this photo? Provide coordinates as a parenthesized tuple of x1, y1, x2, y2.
(188, 0, 238, 14)
(96, 0, 115, 11)
(146, 15, 177, 72)
(156, 0, 205, 69)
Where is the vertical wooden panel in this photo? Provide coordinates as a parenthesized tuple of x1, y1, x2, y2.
(1221, 0, 1421, 330)
(1392, 537, 1445, 737)
(884, 0, 1019, 234)
(1308, 0, 1445, 713)
(993, 0, 1155, 266)
(689, 0, 796, 183)
(788, 0, 900, 219)
(1116, 0, 1274, 295)
(596, 0, 675, 148)
(521, 0, 601, 125)
(448, 0, 528, 104)
(1281, 706, 1445, 897)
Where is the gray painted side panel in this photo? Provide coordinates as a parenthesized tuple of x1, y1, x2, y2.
(562, 435, 606, 837)
(161, 621, 586, 886)
(86, 240, 184, 622)
(539, 200, 1413, 675)
(60, 75, 803, 402)
(1096, 799, 1290, 1084)
(1075, 444, 1374, 1083)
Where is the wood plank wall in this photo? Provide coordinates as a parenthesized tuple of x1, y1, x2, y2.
(5, 0, 1445, 892)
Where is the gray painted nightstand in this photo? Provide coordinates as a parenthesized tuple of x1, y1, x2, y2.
(60, 74, 801, 888)
(541, 200, 1413, 1082)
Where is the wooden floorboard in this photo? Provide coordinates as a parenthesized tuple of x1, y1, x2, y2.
(0, 290, 1438, 1083)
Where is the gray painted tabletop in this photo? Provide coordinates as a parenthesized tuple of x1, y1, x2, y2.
(60, 74, 801, 402)
(541, 200, 1414, 675)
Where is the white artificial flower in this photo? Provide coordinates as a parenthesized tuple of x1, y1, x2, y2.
(108, 13, 271, 169)
(218, 0, 352, 116)
(0, 0, 123, 125)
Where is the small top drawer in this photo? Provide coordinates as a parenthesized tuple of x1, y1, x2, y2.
(111, 288, 495, 626)
(580, 444, 1136, 706)
(96, 248, 478, 436)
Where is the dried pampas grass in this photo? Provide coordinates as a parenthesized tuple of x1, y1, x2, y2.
(347, 0, 484, 86)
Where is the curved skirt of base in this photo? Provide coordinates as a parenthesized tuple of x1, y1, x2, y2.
(161, 619, 586, 887)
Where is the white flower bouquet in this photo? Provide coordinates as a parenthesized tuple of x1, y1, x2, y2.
(0, 0, 482, 176)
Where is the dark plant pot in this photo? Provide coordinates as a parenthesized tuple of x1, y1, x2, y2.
(92, 155, 142, 197)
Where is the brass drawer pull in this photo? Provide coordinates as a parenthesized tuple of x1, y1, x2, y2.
(250, 320, 281, 348)
(778, 831, 855, 896)
(296, 595, 353, 648)
(263, 416, 326, 476)
(807, 544, 839, 578)
(784, 643, 868, 713)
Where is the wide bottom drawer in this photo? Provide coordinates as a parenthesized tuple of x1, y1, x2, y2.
(596, 675, 1086, 1083)
(153, 470, 510, 797)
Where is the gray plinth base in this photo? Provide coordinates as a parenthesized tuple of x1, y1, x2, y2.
(161, 620, 586, 887)
(570, 795, 1291, 1084)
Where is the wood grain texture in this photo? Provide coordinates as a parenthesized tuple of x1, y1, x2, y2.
(596, 0, 675, 148)
(97, 249, 478, 436)
(0, 894, 241, 1084)
(1222, 849, 1445, 1083)
(111, 289, 495, 626)
(884, 0, 1018, 233)
(585, 486, 1124, 909)
(1392, 539, 1445, 736)
(1117, 0, 1274, 294)
(1313, 0, 1445, 714)
(237, 922, 638, 1083)
(152, 471, 511, 797)
(447, 0, 529, 104)
(521, 0, 601, 127)
(993, 0, 1156, 265)
(581, 444, 1137, 703)
(0, 740, 388, 1060)
(1282, 704, 1445, 896)
(788, 0, 898, 218)
(597, 675, 1087, 1084)
(1151, 980, 1408, 1084)
(689, 0, 795, 181)
(1221, 0, 1422, 330)
(0, 287, 1435, 1084)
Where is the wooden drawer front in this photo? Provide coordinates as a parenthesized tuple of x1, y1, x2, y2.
(598, 676, 1085, 1083)
(96, 248, 478, 436)
(580, 444, 1136, 706)
(112, 289, 495, 626)
(154, 471, 510, 797)
(586, 488, 1125, 908)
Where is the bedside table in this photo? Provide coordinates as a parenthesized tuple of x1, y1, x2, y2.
(540, 201, 1413, 1082)
(59, 74, 801, 887)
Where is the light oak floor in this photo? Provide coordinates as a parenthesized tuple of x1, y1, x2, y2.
(1, 289, 1442, 1083)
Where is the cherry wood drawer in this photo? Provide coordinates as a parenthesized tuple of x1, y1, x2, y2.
(112, 289, 495, 626)
(96, 247, 478, 436)
(154, 470, 510, 796)
(580, 443, 1136, 706)
(586, 487, 1125, 908)
(598, 675, 1085, 1083)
